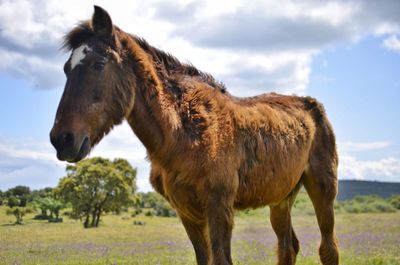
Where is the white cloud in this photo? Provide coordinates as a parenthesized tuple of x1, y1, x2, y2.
(0, 135, 65, 190)
(1, 0, 399, 93)
(1, 0, 400, 190)
(340, 141, 391, 152)
(162, 0, 400, 52)
(0, 135, 60, 164)
(382, 35, 400, 53)
(0, 126, 154, 192)
(0, 0, 90, 89)
(337, 141, 400, 182)
(218, 51, 314, 96)
(339, 155, 400, 182)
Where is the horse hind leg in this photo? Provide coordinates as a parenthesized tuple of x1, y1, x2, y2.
(303, 163, 339, 265)
(269, 184, 301, 265)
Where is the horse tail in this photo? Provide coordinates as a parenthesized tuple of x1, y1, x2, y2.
(302, 96, 327, 125)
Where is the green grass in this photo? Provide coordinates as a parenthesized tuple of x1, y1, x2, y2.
(0, 206, 399, 264)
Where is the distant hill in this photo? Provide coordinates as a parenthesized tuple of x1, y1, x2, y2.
(337, 180, 400, 200)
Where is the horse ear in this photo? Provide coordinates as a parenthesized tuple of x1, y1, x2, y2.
(92, 5, 113, 37)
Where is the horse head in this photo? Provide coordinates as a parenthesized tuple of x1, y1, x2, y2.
(50, 6, 135, 162)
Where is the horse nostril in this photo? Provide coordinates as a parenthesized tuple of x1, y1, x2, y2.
(53, 131, 75, 152)
(59, 131, 75, 148)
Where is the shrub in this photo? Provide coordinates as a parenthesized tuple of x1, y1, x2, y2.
(337, 195, 397, 213)
(48, 217, 63, 223)
(154, 201, 177, 217)
(33, 214, 50, 220)
(144, 210, 154, 216)
(6, 207, 32, 224)
(131, 208, 142, 217)
(136, 192, 177, 217)
(388, 195, 400, 209)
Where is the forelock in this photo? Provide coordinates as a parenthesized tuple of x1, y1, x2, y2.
(62, 21, 94, 52)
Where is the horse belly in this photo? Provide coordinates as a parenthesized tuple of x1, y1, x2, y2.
(234, 155, 308, 209)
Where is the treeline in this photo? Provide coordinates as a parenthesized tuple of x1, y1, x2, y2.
(2, 186, 399, 221)
(134, 192, 176, 217)
(0, 185, 174, 219)
(294, 191, 400, 214)
(239, 191, 400, 217)
(0, 185, 62, 224)
(0, 157, 175, 227)
(0, 185, 53, 207)
(335, 194, 400, 213)
(0, 186, 176, 223)
(2, 169, 400, 226)
(0, 157, 138, 227)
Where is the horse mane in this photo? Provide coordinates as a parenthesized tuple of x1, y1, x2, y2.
(62, 22, 227, 93)
(133, 37, 226, 93)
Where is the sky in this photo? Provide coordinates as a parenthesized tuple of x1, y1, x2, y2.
(0, 0, 399, 192)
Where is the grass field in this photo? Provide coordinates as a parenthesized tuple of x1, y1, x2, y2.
(0, 206, 399, 265)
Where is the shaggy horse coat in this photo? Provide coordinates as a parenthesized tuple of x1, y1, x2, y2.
(50, 6, 339, 265)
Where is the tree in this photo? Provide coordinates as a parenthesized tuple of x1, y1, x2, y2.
(47, 198, 65, 220)
(5, 186, 31, 207)
(32, 197, 66, 220)
(30, 187, 53, 201)
(6, 207, 32, 225)
(7, 196, 20, 208)
(138, 192, 176, 217)
(154, 200, 177, 217)
(32, 197, 51, 218)
(139, 192, 160, 208)
(54, 157, 137, 228)
(6, 185, 31, 197)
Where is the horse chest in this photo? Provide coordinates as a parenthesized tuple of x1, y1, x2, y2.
(151, 167, 206, 221)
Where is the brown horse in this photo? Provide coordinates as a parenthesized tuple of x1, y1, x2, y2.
(50, 6, 339, 265)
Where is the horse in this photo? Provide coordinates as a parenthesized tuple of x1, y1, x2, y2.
(50, 6, 339, 265)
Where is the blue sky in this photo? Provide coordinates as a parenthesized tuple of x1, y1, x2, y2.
(0, 74, 62, 138)
(0, 0, 400, 191)
(310, 37, 400, 147)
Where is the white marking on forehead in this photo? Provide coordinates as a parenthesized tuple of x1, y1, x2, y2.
(70, 44, 92, 70)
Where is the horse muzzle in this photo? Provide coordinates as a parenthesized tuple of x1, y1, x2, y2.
(50, 130, 91, 162)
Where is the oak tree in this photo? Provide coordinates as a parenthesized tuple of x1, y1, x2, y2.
(55, 157, 137, 228)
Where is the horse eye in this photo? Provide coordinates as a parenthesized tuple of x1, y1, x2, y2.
(93, 62, 105, 70)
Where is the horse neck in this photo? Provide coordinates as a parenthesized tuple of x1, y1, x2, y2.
(124, 35, 180, 154)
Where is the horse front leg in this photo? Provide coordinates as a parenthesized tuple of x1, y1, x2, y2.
(205, 190, 235, 265)
(178, 212, 211, 265)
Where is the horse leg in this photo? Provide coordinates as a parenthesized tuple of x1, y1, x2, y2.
(205, 192, 235, 265)
(303, 168, 339, 265)
(179, 213, 211, 265)
(270, 186, 301, 265)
